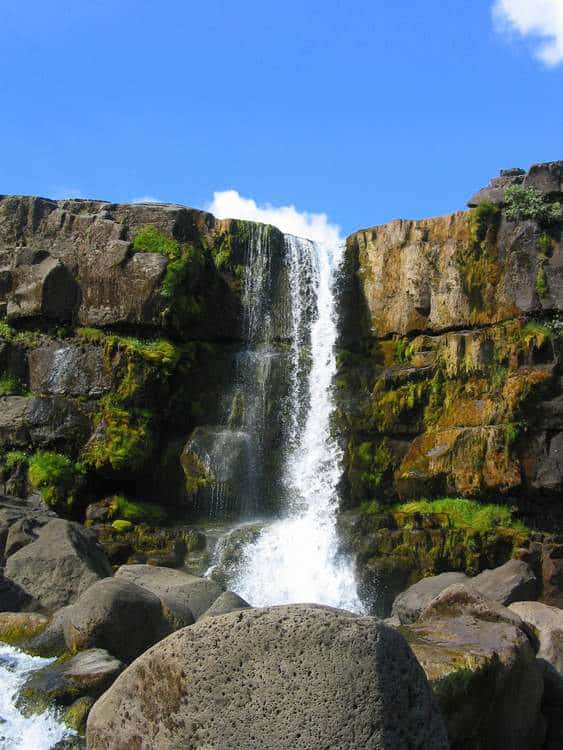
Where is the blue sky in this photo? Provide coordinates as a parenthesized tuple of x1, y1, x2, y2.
(1, 1, 561, 240)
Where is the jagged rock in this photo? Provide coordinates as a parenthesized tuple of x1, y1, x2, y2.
(62, 578, 168, 663)
(402, 586, 545, 749)
(86, 604, 448, 750)
(7, 254, 78, 322)
(392, 572, 469, 624)
(17, 648, 124, 715)
(200, 590, 251, 618)
(115, 563, 223, 621)
(4, 519, 112, 612)
(467, 167, 525, 207)
(509, 601, 563, 674)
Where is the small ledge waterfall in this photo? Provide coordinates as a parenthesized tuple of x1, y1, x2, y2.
(212, 232, 363, 613)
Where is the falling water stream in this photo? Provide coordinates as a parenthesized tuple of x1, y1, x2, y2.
(225, 235, 363, 613)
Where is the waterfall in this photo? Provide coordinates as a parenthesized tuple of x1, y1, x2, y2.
(227, 237, 363, 613)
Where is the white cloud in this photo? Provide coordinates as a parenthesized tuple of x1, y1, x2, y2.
(130, 195, 164, 204)
(51, 187, 84, 199)
(206, 190, 343, 245)
(493, 0, 563, 66)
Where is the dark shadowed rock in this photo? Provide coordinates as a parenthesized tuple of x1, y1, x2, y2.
(5, 519, 111, 612)
(87, 604, 448, 750)
(63, 578, 168, 663)
(115, 563, 223, 621)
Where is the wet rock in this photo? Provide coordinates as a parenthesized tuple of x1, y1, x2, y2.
(28, 342, 111, 399)
(17, 648, 123, 715)
(62, 578, 168, 663)
(87, 605, 448, 750)
(5, 519, 112, 612)
(115, 563, 222, 621)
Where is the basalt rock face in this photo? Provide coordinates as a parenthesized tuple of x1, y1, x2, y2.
(337, 161, 563, 612)
(0, 196, 288, 530)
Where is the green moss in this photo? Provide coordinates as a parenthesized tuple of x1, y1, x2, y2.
(504, 184, 561, 224)
(459, 204, 501, 314)
(0, 374, 24, 396)
(391, 497, 528, 537)
(111, 519, 133, 532)
(133, 225, 179, 258)
(468, 202, 500, 245)
(82, 397, 152, 472)
(391, 338, 414, 364)
(0, 617, 48, 647)
(4, 450, 28, 470)
(28, 451, 84, 509)
(108, 495, 166, 524)
(181, 450, 212, 495)
(63, 696, 95, 734)
(489, 363, 507, 391)
(0, 318, 39, 348)
(521, 321, 552, 352)
(535, 264, 548, 298)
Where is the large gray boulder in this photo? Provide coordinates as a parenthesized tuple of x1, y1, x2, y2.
(4, 519, 111, 612)
(115, 563, 223, 622)
(391, 571, 469, 624)
(472, 558, 538, 606)
(87, 604, 448, 750)
(63, 578, 168, 663)
(392, 560, 538, 624)
(403, 585, 545, 750)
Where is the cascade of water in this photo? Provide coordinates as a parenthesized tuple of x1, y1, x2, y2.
(0, 644, 75, 748)
(229, 239, 363, 613)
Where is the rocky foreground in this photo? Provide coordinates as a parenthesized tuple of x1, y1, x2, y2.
(0, 493, 562, 749)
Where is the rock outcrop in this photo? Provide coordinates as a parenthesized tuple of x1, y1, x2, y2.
(87, 604, 448, 750)
(401, 585, 545, 749)
(337, 160, 563, 612)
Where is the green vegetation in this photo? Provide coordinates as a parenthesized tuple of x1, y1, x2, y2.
(111, 519, 133, 532)
(77, 327, 181, 368)
(0, 374, 24, 396)
(504, 185, 561, 224)
(132, 225, 208, 324)
(108, 495, 166, 524)
(83, 396, 151, 472)
(392, 338, 415, 365)
(468, 202, 500, 245)
(0, 318, 39, 347)
(28, 451, 84, 509)
(521, 321, 552, 352)
(535, 265, 548, 298)
(392, 497, 528, 537)
(133, 224, 179, 257)
(461, 204, 501, 313)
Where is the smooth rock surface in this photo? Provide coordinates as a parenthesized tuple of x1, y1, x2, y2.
(63, 578, 168, 663)
(4, 519, 111, 612)
(87, 604, 448, 750)
(115, 563, 223, 621)
(509, 601, 563, 674)
(391, 571, 469, 624)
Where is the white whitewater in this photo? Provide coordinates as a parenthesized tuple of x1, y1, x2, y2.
(231, 238, 363, 613)
(0, 644, 75, 749)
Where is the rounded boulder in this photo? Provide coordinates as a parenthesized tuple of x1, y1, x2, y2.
(87, 604, 448, 750)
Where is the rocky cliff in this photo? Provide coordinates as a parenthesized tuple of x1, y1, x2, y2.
(0, 196, 287, 520)
(336, 160, 563, 611)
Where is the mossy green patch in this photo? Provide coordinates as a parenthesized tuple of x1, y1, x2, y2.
(108, 495, 166, 524)
(0, 374, 24, 396)
(28, 451, 84, 510)
(111, 519, 133, 532)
